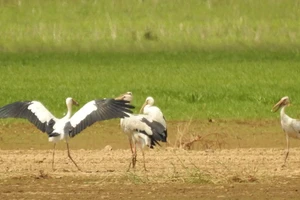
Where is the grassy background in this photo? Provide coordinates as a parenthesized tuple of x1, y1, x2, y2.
(1, 0, 300, 119)
(0, 0, 300, 150)
(0, 0, 300, 52)
(1, 51, 300, 120)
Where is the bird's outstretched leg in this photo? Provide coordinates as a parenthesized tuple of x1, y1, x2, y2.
(132, 142, 137, 169)
(127, 139, 134, 171)
(282, 134, 290, 168)
(52, 143, 56, 171)
(141, 148, 147, 171)
(66, 141, 81, 171)
(128, 142, 137, 171)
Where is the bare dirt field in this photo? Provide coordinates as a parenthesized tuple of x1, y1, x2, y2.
(1, 120, 300, 199)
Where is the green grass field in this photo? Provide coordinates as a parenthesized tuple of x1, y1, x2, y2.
(1, 0, 300, 120)
(1, 51, 300, 120)
(1, 0, 300, 52)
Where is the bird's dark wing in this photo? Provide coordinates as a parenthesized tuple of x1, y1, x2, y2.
(0, 101, 56, 134)
(66, 98, 134, 137)
(120, 114, 167, 148)
(140, 117, 167, 144)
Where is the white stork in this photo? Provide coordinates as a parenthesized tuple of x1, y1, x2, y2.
(272, 96, 300, 166)
(140, 96, 167, 135)
(116, 92, 167, 171)
(0, 97, 134, 171)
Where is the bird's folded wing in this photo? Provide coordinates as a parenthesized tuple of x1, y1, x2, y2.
(291, 119, 300, 133)
(140, 117, 167, 142)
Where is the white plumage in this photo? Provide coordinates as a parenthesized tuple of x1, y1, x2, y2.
(140, 96, 167, 133)
(272, 96, 300, 166)
(116, 92, 167, 171)
(27, 101, 56, 123)
(0, 97, 134, 171)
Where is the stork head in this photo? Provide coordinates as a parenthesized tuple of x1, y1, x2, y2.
(66, 97, 79, 107)
(146, 97, 154, 106)
(115, 92, 133, 103)
(271, 96, 290, 112)
(139, 96, 155, 113)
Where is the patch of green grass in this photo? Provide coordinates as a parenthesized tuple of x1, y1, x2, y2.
(184, 169, 213, 184)
(1, 51, 300, 120)
(123, 172, 149, 184)
(0, 0, 300, 52)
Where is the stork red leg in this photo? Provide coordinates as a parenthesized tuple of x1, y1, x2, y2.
(127, 138, 134, 171)
(52, 143, 56, 171)
(141, 148, 147, 171)
(66, 141, 81, 171)
(132, 141, 137, 169)
(283, 134, 290, 167)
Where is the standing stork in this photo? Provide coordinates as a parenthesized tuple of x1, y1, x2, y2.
(140, 96, 167, 137)
(0, 97, 134, 171)
(272, 96, 300, 166)
(116, 92, 167, 171)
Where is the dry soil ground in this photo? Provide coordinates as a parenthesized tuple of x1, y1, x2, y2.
(1, 120, 300, 200)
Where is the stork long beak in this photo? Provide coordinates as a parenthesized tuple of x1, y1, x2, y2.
(139, 101, 147, 114)
(115, 94, 125, 101)
(271, 99, 285, 112)
(72, 99, 79, 106)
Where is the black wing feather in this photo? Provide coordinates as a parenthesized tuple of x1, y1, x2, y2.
(0, 101, 52, 133)
(136, 117, 168, 148)
(141, 118, 167, 142)
(67, 98, 134, 137)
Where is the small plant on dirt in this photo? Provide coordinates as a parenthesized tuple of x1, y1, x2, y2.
(173, 119, 228, 150)
(124, 172, 148, 184)
(167, 162, 184, 183)
(184, 169, 213, 184)
(198, 132, 228, 149)
(173, 119, 198, 150)
(183, 158, 213, 184)
(229, 175, 258, 183)
(34, 170, 51, 179)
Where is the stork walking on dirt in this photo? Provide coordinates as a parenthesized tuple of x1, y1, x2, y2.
(0, 97, 134, 171)
(116, 92, 167, 171)
(272, 96, 300, 166)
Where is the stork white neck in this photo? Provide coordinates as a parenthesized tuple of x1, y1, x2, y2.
(64, 98, 74, 119)
(66, 104, 72, 119)
(280, 105, 292, 123)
